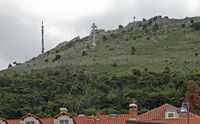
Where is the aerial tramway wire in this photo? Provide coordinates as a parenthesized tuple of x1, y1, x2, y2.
(63, 69, 82, 107)
(75, 73, 90, 115)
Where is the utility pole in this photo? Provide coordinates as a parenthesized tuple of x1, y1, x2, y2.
(91, 23, 97, 48)
(41, 21, 45, 53)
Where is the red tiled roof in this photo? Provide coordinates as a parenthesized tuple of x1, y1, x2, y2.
(40, 118, 54, 124)
(74, 114, 131, 124)
(141, 119, 200, 124)
(138, 103, 200, 120)
(7, 118, 54, 124)
(7, 119, 20, 124)
(3, 103, 200, 124)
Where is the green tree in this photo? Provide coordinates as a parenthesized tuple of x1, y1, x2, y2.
(185, 80, 200, 115)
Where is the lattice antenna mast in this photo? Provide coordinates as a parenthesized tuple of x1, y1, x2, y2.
(91, 23, 97, 48)
(41, 21, 45, 53)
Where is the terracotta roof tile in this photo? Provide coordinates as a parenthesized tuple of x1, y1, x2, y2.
(141, 118, 200, 124)
(7, 119, 20, 124)
(138, 103, 200, 120)
(4, 103, 200, 124)
(40, 118, 54, 124)
(74, 114, 131, 124)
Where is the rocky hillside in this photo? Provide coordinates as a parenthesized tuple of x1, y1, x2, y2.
(3, 16, 200, 76)
(1, 16, 200, 118)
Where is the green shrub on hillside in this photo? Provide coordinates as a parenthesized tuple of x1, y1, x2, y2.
(118, 25, 123, 29)
(131, 46, 136, 55)
(191, 22, 200, 30)
(103, 36, 108, 41)
(152, 23, 159, 32)
(82, 50, 88, 56)
(55, 55, 61, 60)
(8, 64, 12, 68)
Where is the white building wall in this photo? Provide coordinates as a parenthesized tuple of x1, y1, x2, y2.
(20, 117, 40, 124)
(0, 119, 6, 124)
(54, 115, 74, 124)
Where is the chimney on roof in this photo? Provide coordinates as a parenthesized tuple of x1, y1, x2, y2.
(129, 103, 138, 118)
(60, 108, 68, 113)
(95, 112, 101, 118)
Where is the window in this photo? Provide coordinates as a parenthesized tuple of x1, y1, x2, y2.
(167, 112, 175, 118)
(165, 108, 178, 119)
(60, 120, 68, 124)
(26, 121, 35, 124)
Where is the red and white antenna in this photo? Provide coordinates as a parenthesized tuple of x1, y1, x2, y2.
(41, 21, 45, 53)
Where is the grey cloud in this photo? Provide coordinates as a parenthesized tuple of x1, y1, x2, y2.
(0, 3, 41, 69)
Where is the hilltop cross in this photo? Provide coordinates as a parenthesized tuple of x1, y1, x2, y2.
(91, 23, 97, 48)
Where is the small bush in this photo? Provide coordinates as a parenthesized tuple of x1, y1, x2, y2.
(8, 64, 12, 68)
(82, 50, 88, 56)
(190, 19, 194, 24)
(191, 22, 200, 30)
(164, 16, 169, 19)
(152, 23, 159, 32)
(131, 46, 136, 55)
(132, 69, 141, 76)
(118, 25, 123, 29)
(152, 16, 158, 21)
(109, 47, 115, 51)
(110, 34, 117, 38)
(130, 27, 133, 30)
(147, 19, 153, 26)
(195, 53, 198, 56)
(55, 54, 61, 60)
(103, 36, 108, 41)
(181, 23, 186, 29)
(112, 62, 117, 67)
(45, 59, 49, 62)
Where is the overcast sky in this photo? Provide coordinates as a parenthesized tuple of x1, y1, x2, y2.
(0, 0, 200, 70)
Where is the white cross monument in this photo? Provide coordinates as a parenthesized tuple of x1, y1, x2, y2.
(91, 23, 97, 48)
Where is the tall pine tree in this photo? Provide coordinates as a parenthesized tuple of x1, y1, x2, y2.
(185, 80, 200, 115)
